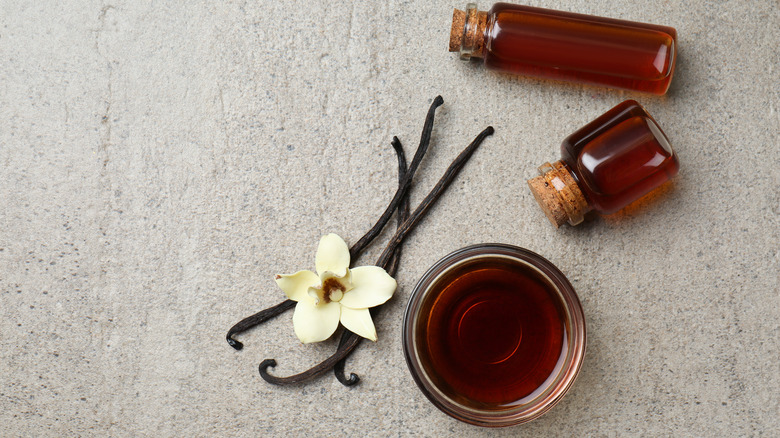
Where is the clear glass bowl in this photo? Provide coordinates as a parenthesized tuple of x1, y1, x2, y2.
(402, 244, 586, 427)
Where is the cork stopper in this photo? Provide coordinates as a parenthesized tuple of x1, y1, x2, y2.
(449, 9, 467, 52)
(448, 7, 488, 59)
(527, 161, 590, 228)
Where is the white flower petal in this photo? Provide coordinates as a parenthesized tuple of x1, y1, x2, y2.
(292, 299, 341, 344)
(315, 234, 350, 278)
(340, 307, 377, 342)
(339, 266, 397, 309)
(307, 286, 325, 306)
(275, 270, 320, 302)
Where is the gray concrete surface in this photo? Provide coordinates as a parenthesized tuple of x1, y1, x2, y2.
(1, 0, 778, 436)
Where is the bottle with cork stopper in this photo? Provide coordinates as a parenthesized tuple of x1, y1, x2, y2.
(449, 3, 678, 94)
(527, 100, 680, 227)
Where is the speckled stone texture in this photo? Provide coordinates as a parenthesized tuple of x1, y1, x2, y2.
(1, 1, 778, 436)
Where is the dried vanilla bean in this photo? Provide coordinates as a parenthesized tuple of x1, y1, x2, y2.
(226, 300, 295, 350)
(348, 95, 443, 259)
(375, 126, 494, 268)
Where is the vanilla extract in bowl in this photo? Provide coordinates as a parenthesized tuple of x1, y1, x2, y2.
(403, 244, 585, 427)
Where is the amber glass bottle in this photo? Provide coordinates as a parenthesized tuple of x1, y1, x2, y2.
(449, 3, 677, 94)
(527, 100, 679, 227)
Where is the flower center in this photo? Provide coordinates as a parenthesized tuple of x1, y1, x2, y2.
(322, 277, 345, 303)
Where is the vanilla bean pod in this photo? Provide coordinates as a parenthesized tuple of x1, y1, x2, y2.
(334, 137, 411, 386)
(226, 97, 444, 350)
(375, 125, 494, 268)
(385, 137, 412, 282)
(258, 333, 363, 385)
(348, 96, 443, 260)
(226, 300, 295, 350)
(259, 126, 493, 386)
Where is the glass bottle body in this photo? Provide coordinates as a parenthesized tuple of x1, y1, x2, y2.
(454, 3, 677, 94)
(560, 100, 679, 214)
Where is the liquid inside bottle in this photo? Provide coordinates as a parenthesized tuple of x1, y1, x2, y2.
(450, 3, 677, 94)
(561, 101, 679, 214)
(528, 100, 679, 227)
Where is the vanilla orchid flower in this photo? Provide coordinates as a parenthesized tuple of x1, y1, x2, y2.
(275, 234, 397, 344)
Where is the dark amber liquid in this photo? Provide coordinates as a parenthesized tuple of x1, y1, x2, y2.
(416, 257, 566, 409)
(483, 3, 677, 94)
(561, 100, 679, 214)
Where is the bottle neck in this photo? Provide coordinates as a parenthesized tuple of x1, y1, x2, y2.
(449, 4, 488, 60)
(527, 160, 591, 227)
